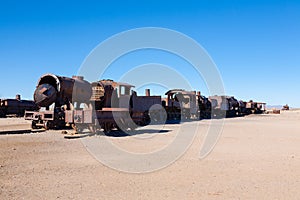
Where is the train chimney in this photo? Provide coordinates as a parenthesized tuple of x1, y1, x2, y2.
(16, 94, 21, 100)
(145, 89, 150, 96)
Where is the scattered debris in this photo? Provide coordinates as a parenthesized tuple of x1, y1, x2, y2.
(272, 109, 281, 114)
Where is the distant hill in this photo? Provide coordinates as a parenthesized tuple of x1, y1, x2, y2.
(266, 105, 283, 110)
(266, 105, 297, 110)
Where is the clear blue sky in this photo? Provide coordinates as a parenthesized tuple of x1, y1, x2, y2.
(0, 0, 299, 107)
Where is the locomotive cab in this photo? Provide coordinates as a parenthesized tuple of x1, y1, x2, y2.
(90, 80, 134, 110)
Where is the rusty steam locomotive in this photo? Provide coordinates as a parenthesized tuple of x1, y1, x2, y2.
(25, 74, 266, 133)
(0, 95, 38, 118)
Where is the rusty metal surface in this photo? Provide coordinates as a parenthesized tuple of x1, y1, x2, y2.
(24, 110, 54, 120)
(65, 110, 74, 123)
(71, 110, 93, 124)
(131, 95, 161, 112)
(26, 73, 270, 132)
(34, 74, 92, 107)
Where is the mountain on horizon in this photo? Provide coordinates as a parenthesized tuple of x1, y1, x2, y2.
(266, 105, 283, 109)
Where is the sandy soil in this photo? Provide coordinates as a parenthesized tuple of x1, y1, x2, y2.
(0, 118, 31, 132)
(1, 110, 300, 199)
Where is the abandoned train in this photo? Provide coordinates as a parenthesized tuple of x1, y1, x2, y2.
(25, 74, 266, 133)
(0, 95, 38, 118)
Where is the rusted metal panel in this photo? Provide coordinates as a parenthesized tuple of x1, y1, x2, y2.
(24, 110, 54, 120)
(43, 110, 55, 120)
(95, 109, 128, 122)
(132, 95, 161, 112)
(65, 110, 74, 123)
(70, 110, 93, 124)
(83, 110, 93, 123)
(119, 95, 131, 108)
(74, 110, 84, 123)
(24, 111, 36, 120)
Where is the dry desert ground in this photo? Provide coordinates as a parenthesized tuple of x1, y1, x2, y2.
(1, 110, 300, 199)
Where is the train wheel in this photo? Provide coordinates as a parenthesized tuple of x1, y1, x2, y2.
(103, 123, 112, 134)
(44, 121, 50, 130)
(128, 122, 137, 131)
(77, 124, 86, 133)
(31, 121, 37, 129)
(71, 123, 76, 131)
(88, 124, 96, 134)
(71, 124, 83, 133)
(116, 119, 124, 131)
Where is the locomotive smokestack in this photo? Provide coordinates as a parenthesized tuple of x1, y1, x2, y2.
(16, 94, 21, 100)
(145, 89, 150, 96)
